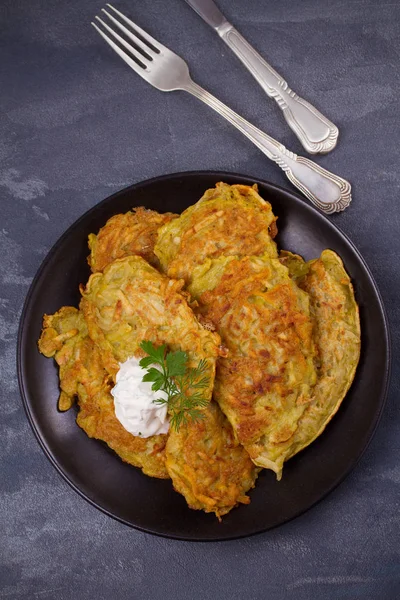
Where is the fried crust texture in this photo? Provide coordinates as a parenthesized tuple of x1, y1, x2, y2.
(154, 182, 278, 285)
(189, 255, 317, 479)
(88, 207, 177, 272)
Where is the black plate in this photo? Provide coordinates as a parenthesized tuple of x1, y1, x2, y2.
(18, 171, 390, 541)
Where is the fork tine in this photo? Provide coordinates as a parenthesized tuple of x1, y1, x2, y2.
(101, 9, 158, 59)
(91, 21, 147, 76)
(106, 4, 162, 53)
(94, 16, 150, 67)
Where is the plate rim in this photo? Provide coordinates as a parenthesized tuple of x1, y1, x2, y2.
(17, 170, 392, 541)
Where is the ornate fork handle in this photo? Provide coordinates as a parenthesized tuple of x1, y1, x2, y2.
(184, 81, 350, 214)
(217, 23, 339, 155)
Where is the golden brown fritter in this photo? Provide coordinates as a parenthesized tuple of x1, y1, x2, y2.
(279, 249, 361, 462)
(80, 255, 222, 381)
(188, 254, 317, 478)
(154, 183, 278, 285)
(76, 385, 169, 479)
(166, 401, 259, 520)
(38, 307, 91, 411)
(38, 306, 169, 479)
(88, 207, 177, 272)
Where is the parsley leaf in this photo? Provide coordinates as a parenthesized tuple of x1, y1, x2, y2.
(165, 350, 187, 377)
(139, 340, 210, 432)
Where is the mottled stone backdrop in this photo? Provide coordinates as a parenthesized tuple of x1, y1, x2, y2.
(1, 0, 399, 598)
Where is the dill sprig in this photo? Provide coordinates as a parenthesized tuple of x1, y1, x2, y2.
(139, 340, 210, 432)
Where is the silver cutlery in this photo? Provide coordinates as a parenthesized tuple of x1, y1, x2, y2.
(92, 5, 351, 214)
(184, 0, 339, 155)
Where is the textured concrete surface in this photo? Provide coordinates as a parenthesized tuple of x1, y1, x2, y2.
(1, 0, 399, 598)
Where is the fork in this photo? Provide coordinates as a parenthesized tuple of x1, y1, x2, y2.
(92, 5, 351, 214)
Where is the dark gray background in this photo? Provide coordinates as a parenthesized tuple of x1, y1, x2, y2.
(1, 0, 399, 598)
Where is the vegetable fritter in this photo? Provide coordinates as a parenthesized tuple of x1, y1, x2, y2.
(166, 401, 259, 520)
(279, 249, 361, 461)
(154, 182, 278, 285)
(189, 255, 317, 479)
(88, 207, 177, 272)
(80, 255, 222, 380)
(38, 307, 169, 479)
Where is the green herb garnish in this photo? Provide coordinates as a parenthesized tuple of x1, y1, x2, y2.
(139, 340, 210, 432)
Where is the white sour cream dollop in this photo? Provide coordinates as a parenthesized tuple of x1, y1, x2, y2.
(111, 356, 170, 437)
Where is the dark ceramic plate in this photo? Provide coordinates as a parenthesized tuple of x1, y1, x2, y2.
(18, 171, 390, 541)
